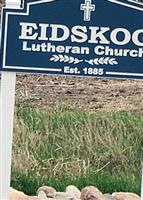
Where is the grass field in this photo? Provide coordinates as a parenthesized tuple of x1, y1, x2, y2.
(11, 106, 143, 195)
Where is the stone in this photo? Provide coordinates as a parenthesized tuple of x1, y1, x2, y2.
(37, 186, 74, 200)
(81, 186, 107, 200)
(38, 190, 48, 200)
(112, 192, 141, 200)
(9, 186, 141, 200)
(104, 194, 114, 200)
(54, 192, 75, 200)
(66, 185, 81, 199)
(37, 186, 56, 198)
(9, 188, 39, 200)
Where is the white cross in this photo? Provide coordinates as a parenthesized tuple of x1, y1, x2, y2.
(80, 0, 95, 21)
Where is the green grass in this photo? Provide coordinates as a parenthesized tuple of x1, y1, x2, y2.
(11, 107, 143, 195)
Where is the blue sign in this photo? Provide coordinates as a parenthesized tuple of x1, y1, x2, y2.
(1, 0, 143, 78)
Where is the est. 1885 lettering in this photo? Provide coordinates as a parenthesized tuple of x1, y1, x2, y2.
(83, 68, 104, 75)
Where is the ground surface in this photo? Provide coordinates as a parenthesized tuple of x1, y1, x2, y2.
(15, 75, 143, 113)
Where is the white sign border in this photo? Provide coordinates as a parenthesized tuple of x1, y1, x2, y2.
(2, 0, 143, 77)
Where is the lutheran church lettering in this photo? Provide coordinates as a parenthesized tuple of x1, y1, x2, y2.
(19, 23, 143, 58)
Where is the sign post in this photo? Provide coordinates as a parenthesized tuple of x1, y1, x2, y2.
(0, 72, 16, 200)
(0, 2, 21, 200)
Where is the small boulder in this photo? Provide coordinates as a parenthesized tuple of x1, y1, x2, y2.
(81, 186, 107, 200)
(37, 186, 56, 198)
(38, 190, 48, 200)
(66, 185, 81, 199)
(9, 188, 39, 200)
(112, 192, 141, 200)
(104, 194, 114, 200)
(54, 192, 75, 200)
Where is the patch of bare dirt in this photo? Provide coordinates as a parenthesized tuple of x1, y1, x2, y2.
(15, 74, 143, 113)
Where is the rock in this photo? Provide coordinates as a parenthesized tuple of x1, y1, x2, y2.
(9, 188, 39, 200)
(66, 185, 81, 199)
(10, 186, 141, 200)
(37, 186, 56, 198)
(38, 190, 57, 200)
(112, 192, 141, 200)
(54, 192, 75, 200)
(38, 190, 48, 200)
(81, 186, 107, 200)
(104, 194, 114, 200)
(37, 186, 74, 200)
